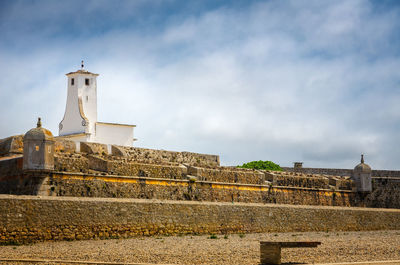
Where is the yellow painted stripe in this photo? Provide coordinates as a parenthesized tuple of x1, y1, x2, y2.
(52, 173, 349, 196)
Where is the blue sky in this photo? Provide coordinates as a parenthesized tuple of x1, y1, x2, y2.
(1, 0, 400, 169)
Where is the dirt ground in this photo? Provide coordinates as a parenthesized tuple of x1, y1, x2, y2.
(1, 230, 400, 264)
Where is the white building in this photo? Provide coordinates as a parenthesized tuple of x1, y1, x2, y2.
(59, 62, 135, 146)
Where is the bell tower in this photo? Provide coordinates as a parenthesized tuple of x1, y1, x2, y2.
(59, 62, 135, 146)
(59, 61, 99, 140)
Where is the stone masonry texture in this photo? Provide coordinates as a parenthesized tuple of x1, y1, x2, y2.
(13, 172, 356, 206)
(1, 195, 400, 244)
(282, 166, 400, 178)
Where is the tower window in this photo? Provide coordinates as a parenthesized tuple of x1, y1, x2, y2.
(85, 78, 89, 85)
(71, 78, 74, 85)
(86, 96, 88, 101)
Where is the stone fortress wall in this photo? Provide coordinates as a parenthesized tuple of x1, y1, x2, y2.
(2, 195, 400, 244)
(282, 166, 400, 179)
(0, 136, 400, 208)
(1, 135, 400, 208)
(1, 133, 400, 244)
(0, 136, 358, 205)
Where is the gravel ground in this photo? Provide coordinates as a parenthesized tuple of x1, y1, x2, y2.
(1, 230, 400, 264)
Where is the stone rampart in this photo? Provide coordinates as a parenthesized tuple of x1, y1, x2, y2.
(0, 156, 23, 177)
(1, 195, 400, 244)
(108, 161, 187, 179)
(54, 139, 76, 153)
(80, 142, 108, 155)
(35, 172, 356, 206)
(265, 171, 353, 191)
(371, 170, 400, 178)
(0, 135, 23, 156)
(0, 156, 24, 194)
(187, 166, 264, 184)
(272, 174, 329, 189)
(54, 153, 89, 173)
(1, 154, 354, 195)
(119, 146, 220, 167)
(282, 166, 400, 178)
(364, 179, 400, 209)
(53, 139, 220, 168)
(0, 136, 220, 169)
(282, 167, 353, 177)
(1, 164, 400, 208)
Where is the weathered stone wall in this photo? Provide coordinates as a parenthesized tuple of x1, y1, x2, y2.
(108, 161, 187, 179)
(54, 153, 88, 173)
(119, 146, 220, 167)
(0, 174, 49, 196)
(80, 142, 108, 155)
(2, 135, 400, 209)
(0, 156, 23, 177)
(282, 166, 400, 178)
(39, 173, 355, 206)
(0, 157, 24, 195)
(362, 179, 400, 209)
(53, 153, 355, 189)
(187, 166, 264, 184)
(265, 171, 353, 191)
(85, 155, 188, 180)
(0, 135, 23, 157)
(1, 136, 220, 168)
(1, 195, 400, 244)
(1, 154, 354, 198)
(3, 172, 400, 209)
(2, 153, 399, 209)
(371, 170, 400, 178)
(273, 174, 329, 189)
(282, 167, 353, 177)
(54, 139, 76, 153)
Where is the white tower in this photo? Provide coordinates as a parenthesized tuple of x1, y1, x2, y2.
(59, 61, 98, 141)
(59, 62, 136, 146)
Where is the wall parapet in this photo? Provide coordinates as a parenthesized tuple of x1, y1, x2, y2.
(51, 171, 354, 193)
(187, 166, 264, 184)
(0, 135, 23, 156)
(34, 172, 356, 206)
(1, 195, 400, 244)
(282, 166, 400, 179)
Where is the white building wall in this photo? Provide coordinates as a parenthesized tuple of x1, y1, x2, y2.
(94, 123, 134, 146)
(59, 76, 88, 136)
(59, 71, 98, 137)
(59, 134, 88, 143)
(59, 66, 135, 147)
(78, 75, 97, 135)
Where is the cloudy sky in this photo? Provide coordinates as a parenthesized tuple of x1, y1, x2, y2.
(0, 0, 399, 169)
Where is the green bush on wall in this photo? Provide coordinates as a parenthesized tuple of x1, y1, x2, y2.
(238, 160, 282, 171)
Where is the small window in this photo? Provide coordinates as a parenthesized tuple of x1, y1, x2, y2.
(86, 96, 88, 101)
(85, 78, 89, 85)
(71, 78, 74, 85)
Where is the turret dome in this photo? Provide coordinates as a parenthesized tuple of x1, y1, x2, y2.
(354, 154, 371, 173)
(24, 118, 54, 141)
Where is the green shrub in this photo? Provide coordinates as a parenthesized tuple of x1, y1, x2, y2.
(209, 234, 218, 239)
(237, 160, 282, 171)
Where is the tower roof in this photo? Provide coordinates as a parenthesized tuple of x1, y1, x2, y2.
(66, 69, 99, 76)
(66, 60, 99, 76)
(24, 118, 54, 141)
(354, 154, 371, 173)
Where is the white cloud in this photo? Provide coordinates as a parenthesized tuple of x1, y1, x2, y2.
(0, 0, 399, 169)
